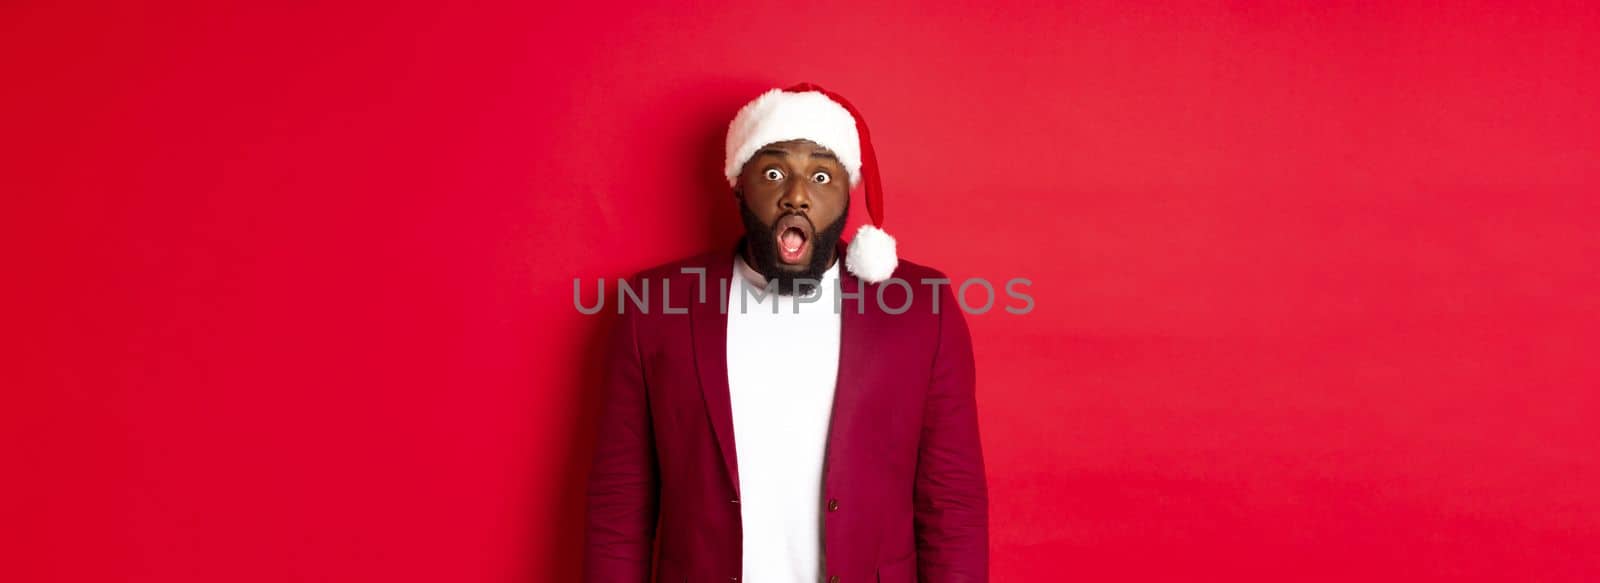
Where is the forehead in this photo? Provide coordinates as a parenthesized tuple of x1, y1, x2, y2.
(754, 139, 837, 159)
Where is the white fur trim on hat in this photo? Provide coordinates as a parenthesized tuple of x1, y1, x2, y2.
(725, 89, 862, 187)
(845, 224, 898, 283)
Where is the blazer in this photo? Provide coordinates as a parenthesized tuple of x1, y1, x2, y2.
(584, 239, 989, 582)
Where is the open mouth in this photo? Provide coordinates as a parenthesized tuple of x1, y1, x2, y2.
(774, 214, 813, 265)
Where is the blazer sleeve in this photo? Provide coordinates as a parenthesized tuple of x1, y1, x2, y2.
(583, 304, 660, 583)
(913, 283, 990, 581)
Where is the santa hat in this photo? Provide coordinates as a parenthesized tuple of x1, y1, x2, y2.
(724, 82, 898, 283)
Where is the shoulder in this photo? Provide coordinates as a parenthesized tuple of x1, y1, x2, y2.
(848, 255, 967, 322)
(614, 249, 730, 306)
(874, 256, 959, 304)
(610, 249, 728, 328)
(626, 249, 725, 283)
(882, 256, 951, 285)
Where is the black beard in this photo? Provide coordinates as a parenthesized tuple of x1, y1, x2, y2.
(738, 201, 849, 296)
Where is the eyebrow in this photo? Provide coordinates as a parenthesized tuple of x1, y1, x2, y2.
(754, 148, 838, 161)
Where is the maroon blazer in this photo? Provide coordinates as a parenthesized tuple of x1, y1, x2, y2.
(584, 240, 989, 582)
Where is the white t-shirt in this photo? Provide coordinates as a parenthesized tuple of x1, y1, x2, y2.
(725, 254, 842, 582)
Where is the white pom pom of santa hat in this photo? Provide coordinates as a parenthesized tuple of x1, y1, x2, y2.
(725, 82, 898, 283)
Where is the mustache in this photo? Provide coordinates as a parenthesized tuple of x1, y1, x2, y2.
(768, 211, 814, 231)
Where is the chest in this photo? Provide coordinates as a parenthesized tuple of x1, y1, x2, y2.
(724, 280, 842, 419)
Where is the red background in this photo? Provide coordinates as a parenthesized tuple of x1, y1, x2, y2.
(5, 1, 1597, 581)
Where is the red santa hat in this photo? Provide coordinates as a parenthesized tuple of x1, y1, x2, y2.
(724, 82, 898, 283)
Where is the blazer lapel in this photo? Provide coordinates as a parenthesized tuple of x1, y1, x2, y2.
(690, 242, 741, 498)
(823, 239, 872, 485)
(690, 239, 874, 498)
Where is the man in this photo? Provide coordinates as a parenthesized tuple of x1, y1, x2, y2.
(584, 83, 988, 583)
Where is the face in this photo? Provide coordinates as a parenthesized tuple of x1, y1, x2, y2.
(734, 139, 851, 294)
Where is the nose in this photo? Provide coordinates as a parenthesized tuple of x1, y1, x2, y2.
(779, 178, 811, 213)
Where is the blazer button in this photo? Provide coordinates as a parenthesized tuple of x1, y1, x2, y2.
(828, 576, 839, 583)
(827, 498, 839, 511)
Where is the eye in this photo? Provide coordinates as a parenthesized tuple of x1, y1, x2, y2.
(764, 168, 784, 181)
(811, 171, 831, 184)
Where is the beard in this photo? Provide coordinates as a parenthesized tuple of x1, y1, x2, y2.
(738, 200, 849, 296)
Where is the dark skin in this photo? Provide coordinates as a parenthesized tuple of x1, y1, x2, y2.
(733, 139, 851, 273)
